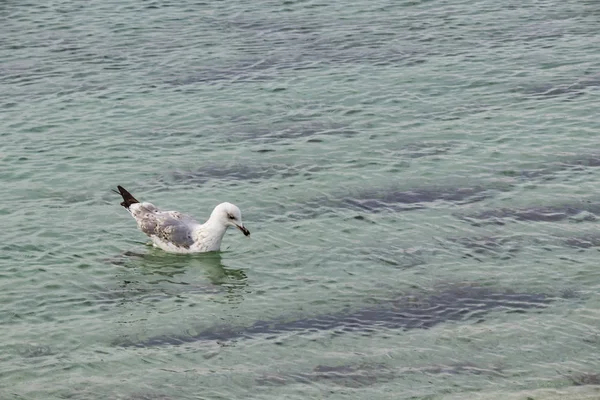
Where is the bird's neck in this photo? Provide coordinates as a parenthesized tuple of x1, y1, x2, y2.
(193, 219, 229, 252)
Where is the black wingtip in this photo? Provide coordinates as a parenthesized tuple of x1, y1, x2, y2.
(115, 185, 140, 209)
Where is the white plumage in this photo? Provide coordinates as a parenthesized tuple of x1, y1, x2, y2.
(114, 186, 250, 253)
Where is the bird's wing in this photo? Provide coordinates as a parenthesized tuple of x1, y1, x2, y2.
(129, 203, 198, 249)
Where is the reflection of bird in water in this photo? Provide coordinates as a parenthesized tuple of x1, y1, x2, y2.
(107, 248, 248, 298)
(194, 251, 248, 287)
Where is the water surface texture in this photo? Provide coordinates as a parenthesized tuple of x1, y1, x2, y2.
(2, 1, 600, 399)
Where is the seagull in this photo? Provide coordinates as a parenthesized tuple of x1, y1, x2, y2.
(113, 185, 250, 253)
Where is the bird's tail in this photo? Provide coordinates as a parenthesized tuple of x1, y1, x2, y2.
(113, 185, 140, 209)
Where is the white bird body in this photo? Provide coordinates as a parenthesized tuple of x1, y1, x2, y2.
(114, 186, 250, 254)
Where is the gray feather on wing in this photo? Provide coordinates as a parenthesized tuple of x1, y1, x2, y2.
(155, 219, 195, 248)
(134, 207, 196, 249)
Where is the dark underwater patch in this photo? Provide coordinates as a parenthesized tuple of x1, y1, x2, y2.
(120, 284, 555, 348)
(465, 207, 578, 224)
(303, 184, 505, 218)
(156, 142, 455, 190)
(257, 361, 504, 388)
(17, 344, 55, 358)
(450, 231, 600, 261)
(128, 395, 172, 400)
(340, 186, 492, 212)
(156, 151, 600, 196)
(499, 153, 600, 182)
(233, 121, 359, 143)
(257, 362, 396, 388)
(164, 32, 427, 87)
(448, 235, 523, 260)
(562, 236, 600, 249)
(282, 183, 512, 220)
(518, 76, 600, 99)
(559, 154, 600, 168)
(164, 39, 425, 86)
(159, 163, 316, 186)
(459, 203, 600, 226)
(367, 248, 426, 269)
(126, 393, 174, 400)
(397, 141, 457, 159)
(165, 58, 281, 86)
(566, 372, 600, 386)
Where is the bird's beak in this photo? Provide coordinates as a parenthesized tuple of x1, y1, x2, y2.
(236, 224, 250, 237)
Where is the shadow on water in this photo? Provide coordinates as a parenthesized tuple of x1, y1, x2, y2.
(119, 283, 562, 348)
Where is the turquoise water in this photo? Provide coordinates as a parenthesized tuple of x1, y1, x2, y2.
(2, 0, 600, 398)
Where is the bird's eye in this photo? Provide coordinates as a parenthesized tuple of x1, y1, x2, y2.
(227, 213, 235, 220)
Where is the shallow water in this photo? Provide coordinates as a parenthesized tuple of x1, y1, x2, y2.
(2, 0, 600, 399)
